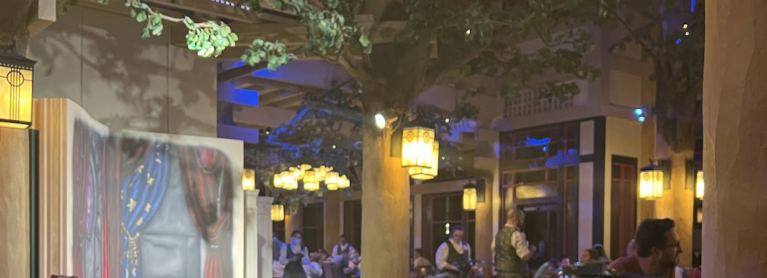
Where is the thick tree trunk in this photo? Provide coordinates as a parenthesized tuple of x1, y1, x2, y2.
(669, 152, 694, 267)
(360, 120, 410, 278)
(702, 1, 767, 277)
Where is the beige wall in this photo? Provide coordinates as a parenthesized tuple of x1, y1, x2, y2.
(27, 6, 218, 137)
(0, 127, 31, 278)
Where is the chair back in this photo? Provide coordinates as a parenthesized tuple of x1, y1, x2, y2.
(322, 261, 337, 278)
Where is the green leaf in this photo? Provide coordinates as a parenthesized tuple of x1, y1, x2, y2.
(136, 12, 147, 22)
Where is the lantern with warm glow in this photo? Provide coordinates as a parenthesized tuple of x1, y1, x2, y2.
(338, 175, 350, 189)
(242, 169, 256, 191)
(273, 172, 284, 189)
(282, 172, 297, 190)
(0, 49, 36, 129)
(696, 170, 704, 199)
(401, 121, 436, 170)
(325, 171, 340, 191)
(271, 202, 285, 222)
(409, 141, 439, 180)
(463, 183, 478, 211)
(303, 170, 319, 191)
(639, 163, 664, 200)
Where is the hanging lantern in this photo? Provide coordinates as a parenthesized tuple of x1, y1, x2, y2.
(409, 141, 439, 180)
(282, 172, 297, 190)
(463, 183, 478, 211)
(303, 170, 319, 191)
(316, 166, 331, 181)
(242, 169, 256, 191)
(338, 175, 350, 189)
(325, 171, 340, 191)
(639, 163, 664, 200)
(401, 120, 436, 170)
(271, 202, 285, 222)
(273, 172, 284, 189)
(290, 166, 303, 180)
(0, 49, 35, 129)
(696, 170, 704, 199)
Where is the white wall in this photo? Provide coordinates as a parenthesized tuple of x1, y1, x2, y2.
(27, 6, 218, 137)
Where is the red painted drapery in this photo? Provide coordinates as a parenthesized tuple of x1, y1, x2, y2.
(179, 146, 234, 278)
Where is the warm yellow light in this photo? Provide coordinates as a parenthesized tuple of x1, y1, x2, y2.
(0, 52, 35, 129)
(409, 141, 439, 180)
(271, 203, 285, 222)
(303, 170, 319, 191)
(338, 175, 350, 189)
(639, 169, 664, 200)
(316, 166, 331, 181)
(463, 185, 477, 211)
(696, 170, 704, 199)
(282, 172, 297, 190)
(242, 169, 256, 191)
(273, 172, 284, 189)
(325, 171, 339, 191)
(401, 124, 436, 170)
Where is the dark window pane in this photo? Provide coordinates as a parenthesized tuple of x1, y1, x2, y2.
(353, 203, 362, 223)
(566, 166, 577, 180)
(516, 170, 547, 184)
(433, 197, 447, 222)
(613, 165, 623, 178)
(448, 195, 463, 221)
(467, 222, 476, 260)
(466, 210, 476, 221)
(548, 168, 559, 180)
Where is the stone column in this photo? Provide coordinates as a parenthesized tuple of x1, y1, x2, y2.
(702, 1, 767, 277)
(0, 127, 30, 278)
(257, 197, 275, 278)
(244, 191, 260, 278)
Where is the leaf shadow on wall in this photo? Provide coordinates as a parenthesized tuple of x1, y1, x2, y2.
(28, 7, 216, 135)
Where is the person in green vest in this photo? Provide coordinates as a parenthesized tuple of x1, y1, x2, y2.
(492, 208, 537, 278)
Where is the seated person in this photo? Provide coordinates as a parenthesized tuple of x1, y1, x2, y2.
(344, 249, 362, 275)
(318, 249, 331, 262)
(272, 260, 285, 278)
(578, 249, 604, 268)
(304, 252, 324, 278)
(414, 248, 433, 268)
(593, 244, 612, 264)
(533, 257, 562, 278)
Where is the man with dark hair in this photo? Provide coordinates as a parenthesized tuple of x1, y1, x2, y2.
(433, 225, 475, 278)
(332, 234, 355, 258)
(609, 218, 680, 278)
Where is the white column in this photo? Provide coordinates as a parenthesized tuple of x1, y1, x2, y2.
(257, 196, 275, 278)
(244, 191, 260, 278)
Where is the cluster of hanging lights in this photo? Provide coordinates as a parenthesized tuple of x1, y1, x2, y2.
(272, 164, 350, 191)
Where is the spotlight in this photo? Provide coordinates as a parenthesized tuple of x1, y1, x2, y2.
(634, 108, 644, 116)
(374, 113, 386, 129)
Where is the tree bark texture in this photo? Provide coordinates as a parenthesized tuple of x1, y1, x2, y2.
(360, 121, 410, 278)
(702, 0, 767, 277)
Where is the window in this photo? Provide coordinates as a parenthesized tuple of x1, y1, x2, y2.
(422, 193, 475, 262)
(344, 200, 362, 253)
(302, 203, 325, 252)
(610, 156, 637, 259)
(500, 124, 579, 162)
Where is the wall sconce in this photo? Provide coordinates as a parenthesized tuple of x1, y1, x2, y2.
(463, 183, 478, 211)
(696, 170, 704, 199)
(242, 169, 256, 191)
(0, 49, 36, 129)
(271, 201, 285, 222)
(639, 162, 664, 200)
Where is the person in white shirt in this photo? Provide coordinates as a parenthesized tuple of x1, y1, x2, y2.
(304, 252, 324, 278)
(432, 225, 476, 278)
(279, 230, 310, 278)
(331, 234, 355, 258)
(491, 208, 537, 278)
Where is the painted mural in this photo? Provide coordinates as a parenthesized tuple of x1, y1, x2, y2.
(70, 117, 240, 278)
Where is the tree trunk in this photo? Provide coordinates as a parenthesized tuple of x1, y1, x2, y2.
(360, 118, 410, 278)
(667, 152, 694, 268)
(702, 1, 767, 277)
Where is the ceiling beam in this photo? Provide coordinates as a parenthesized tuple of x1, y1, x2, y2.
(217, 62, 266, 85)
(259, 90, 303, 106)
(236, 76, 327, 93)
(268, 93, 307, 108)
(142, 0, 295, 23)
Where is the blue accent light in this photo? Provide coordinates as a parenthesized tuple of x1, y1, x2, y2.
(638, 116, 646, 123)
(634, 108, 644, 116)
(542, 146, 549, 152)
(219, 88, 260, 107)
(253, 68, 280, 78)
(691, 0, 695, 12)
(676, 39, 682, 44)
(525, 137, 551, 147)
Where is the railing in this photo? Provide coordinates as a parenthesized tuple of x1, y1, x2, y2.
(503, 90, 574, 118)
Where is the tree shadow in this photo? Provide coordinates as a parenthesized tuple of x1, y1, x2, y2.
(28, 7, 216, 135)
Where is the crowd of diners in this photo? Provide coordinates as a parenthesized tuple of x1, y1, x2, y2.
(272, 231, 361, 278)
(271, 209, 703, 278)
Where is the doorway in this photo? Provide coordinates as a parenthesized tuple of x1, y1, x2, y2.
(517, 203, 560, 270)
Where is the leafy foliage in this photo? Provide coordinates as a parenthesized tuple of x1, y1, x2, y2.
(610, 0, 704, 152)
